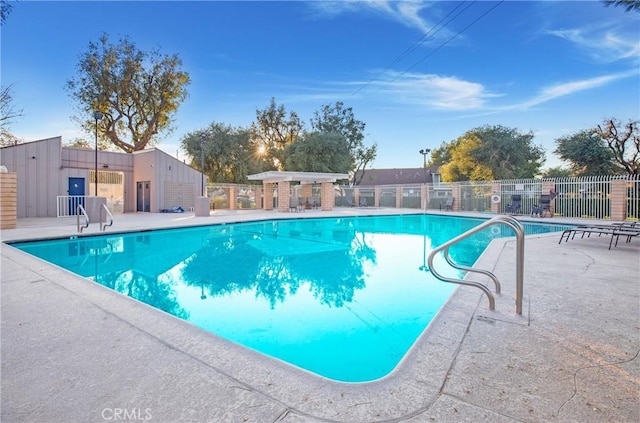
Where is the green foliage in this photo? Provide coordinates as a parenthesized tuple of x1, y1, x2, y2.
(438, 125, 545, 181)
(66, 33, 190, 153)
(310, 102, 377, 184)
(428, 141, 453, 166)
(63, 138, 93, 150)
(285, 132, 351, 173)
(554, 129, 618, 176)
(253, 98, 303, 170)
(181, 122, 263, 184)
(540, 166, 573, 178)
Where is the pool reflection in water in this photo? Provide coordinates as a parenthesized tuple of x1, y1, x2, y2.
(12, 215, 572, 382)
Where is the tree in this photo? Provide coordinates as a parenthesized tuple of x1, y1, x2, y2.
(603, 0, 640, 12)
(428, 141, 453, 166)
(540, 166, 573, 178)
(595, 118, 640, 176)
(181, 122, 261, 184)
(1, 0, 13, 25)
(63, 138, 93, 150)
(285, 132, 351, 173)
(438, 125, 545, 181)
(253, 98, 303, 170)
(66, 33, 190, 153)
(554, 130, 619, 176)
(309, 102, 377, 185)
(0, 84, 23, 146)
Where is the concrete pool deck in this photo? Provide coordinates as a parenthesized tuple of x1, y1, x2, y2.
(1, 208, 638, 422)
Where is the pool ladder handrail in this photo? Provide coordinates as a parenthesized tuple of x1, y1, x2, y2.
(76, 204, 90, 233)
(101, 204, 114, 231)
(427, 215, 525, 314)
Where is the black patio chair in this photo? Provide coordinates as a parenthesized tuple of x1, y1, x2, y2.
(439, 197, 454, 211)
(505, 195, 521, 214)
(531, 194, 552, 217)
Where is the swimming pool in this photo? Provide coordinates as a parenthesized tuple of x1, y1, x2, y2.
(10, 214, 572, 382)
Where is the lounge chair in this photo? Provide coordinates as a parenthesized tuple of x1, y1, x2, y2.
(505, 195, 521, 214)
(439, 197, 454, 211)
(559, 222, 639, 249)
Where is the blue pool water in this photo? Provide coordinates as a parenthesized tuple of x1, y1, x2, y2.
(10, 215, 572, 382)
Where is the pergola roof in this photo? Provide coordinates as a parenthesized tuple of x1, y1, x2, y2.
(247, 171, 349, 184)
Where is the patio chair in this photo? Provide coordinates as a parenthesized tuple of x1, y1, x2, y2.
(439, 197, 454, 211)
(289, 197, 302, 212)
(505, 195, 521, 214)
(359, 197, 369, 207)
(531, 194, 552, 217)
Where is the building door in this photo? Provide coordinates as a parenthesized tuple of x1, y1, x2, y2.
(68, 177, 85, 215)
(136, 181, 151, 212)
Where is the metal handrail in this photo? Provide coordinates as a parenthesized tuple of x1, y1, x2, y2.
(101, 204, 114, 231)
(76, 204, 90, 233)
(427, 215, 525, 314)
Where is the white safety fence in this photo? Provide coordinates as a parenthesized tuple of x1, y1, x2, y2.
(57, 196, 124, 217)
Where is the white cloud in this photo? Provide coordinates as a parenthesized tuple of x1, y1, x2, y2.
(307, 0, 440, 35)
(547, 26, 640, 63)
(509, 69, 638, 110)
(374, 71, 497, 110)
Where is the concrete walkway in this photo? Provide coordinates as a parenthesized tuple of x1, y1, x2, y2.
(1, 209, 638, 422)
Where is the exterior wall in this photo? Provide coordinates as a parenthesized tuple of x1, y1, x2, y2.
(1, 137, 206, 217)
(132, 149, 204, 213)
(0, 137, 62, 217)
(61, 147, 134, 212)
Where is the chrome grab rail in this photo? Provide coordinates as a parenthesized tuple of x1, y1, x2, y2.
(427, 215, 525, 314)
(101, 203, 114, 231)
(76, 204, 90, 233)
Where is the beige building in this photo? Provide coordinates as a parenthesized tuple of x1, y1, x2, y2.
(0, 136, 206, 218)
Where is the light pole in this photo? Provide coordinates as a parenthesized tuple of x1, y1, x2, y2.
(419, 148, 431, 183)
(199, 132, 206, 196)
(93, 111, 104, 196)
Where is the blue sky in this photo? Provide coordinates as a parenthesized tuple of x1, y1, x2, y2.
(2, 0, 639, 170)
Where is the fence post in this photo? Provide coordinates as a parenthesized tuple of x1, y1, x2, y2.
(542, 180, 556, 216)
(491, 182, 501, 214)
(277, 181, 290, 212)
(452, 184, 461, 211)
(263, 183, 274, 210)
(229, 186, 237, 210)
(610, 179, 627, 221)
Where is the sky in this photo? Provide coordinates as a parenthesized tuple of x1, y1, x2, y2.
(1, 0, 639, 170)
